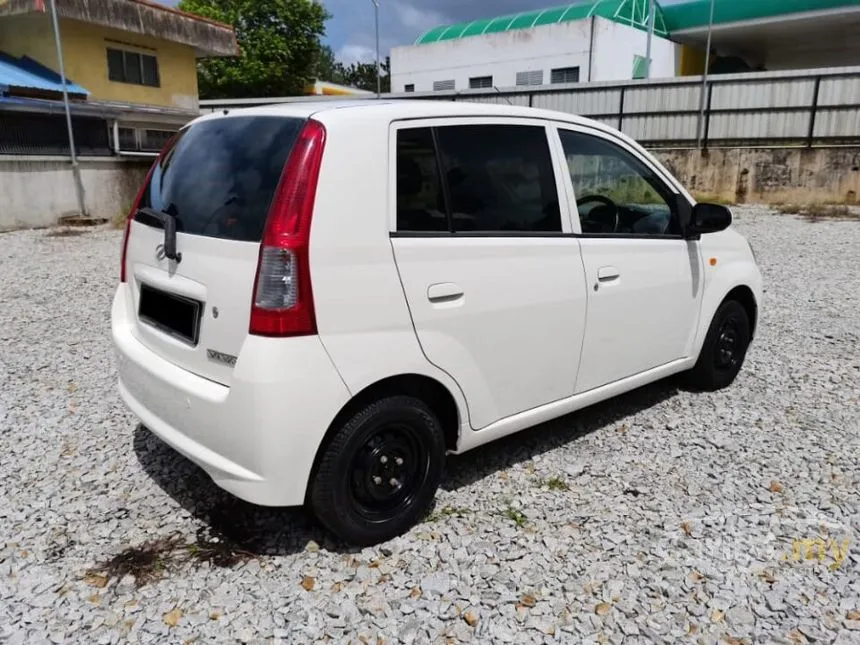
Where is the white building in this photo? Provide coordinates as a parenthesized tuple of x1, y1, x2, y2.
(391, 0, 678, 93)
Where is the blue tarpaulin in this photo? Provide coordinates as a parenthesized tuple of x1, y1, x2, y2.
(0, 52, 89, 97)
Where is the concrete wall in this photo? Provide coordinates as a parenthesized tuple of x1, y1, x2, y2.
(654, 147, 860, 205)
(0, 14, 199, 110)
(0, 156, 151, 230)
(4, 147, 857, 230)
(390, 17, 677, 93)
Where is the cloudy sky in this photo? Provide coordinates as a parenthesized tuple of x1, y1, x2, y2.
(324, 1, 559, 64)
(163, 1, 684, 65)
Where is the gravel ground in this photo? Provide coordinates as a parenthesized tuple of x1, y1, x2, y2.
(1, 208, 858, 644)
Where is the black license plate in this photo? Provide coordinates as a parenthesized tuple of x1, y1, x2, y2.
(138, 284, 202, 346)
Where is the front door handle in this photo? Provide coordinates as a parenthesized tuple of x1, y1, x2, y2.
(597, 266, 621, 281)
(427, 282, 464, 303)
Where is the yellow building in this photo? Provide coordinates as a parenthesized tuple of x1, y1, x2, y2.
(0, 0, 237, 111)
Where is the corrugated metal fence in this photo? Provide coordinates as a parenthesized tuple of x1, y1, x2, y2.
(200, 66, 860, 149)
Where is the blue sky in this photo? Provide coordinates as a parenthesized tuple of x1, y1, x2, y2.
(163, 1, 683, 64)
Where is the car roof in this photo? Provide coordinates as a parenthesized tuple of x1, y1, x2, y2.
(191, 98, 611, 134)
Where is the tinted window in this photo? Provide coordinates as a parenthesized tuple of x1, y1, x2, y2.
(139, 116, 304, 242)
(142, 54, 160, 87)
(435, 124, 561, 233)
(469, 76, 493, 89)
(107, 48, 124, 82)
(396, 128, 448, 232)
(559, 130, 679, 236)
(124, 52, 142, 85)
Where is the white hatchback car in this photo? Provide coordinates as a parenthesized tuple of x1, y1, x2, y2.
(113, 100, 762, 545)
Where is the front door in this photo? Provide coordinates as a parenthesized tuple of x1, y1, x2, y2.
(555, 127, 704, 393)
(390, 120, 588, 430)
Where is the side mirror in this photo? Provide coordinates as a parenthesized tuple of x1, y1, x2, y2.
(685, 203, 732, 238)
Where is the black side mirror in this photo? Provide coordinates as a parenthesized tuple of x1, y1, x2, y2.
(685, 203, 732, 238)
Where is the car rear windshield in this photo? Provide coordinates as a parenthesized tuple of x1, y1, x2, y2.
(138, 116, 305, 242)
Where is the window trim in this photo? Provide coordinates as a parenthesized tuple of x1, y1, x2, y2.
(550, 123, 691, 239)
(389, 116, 575, 237)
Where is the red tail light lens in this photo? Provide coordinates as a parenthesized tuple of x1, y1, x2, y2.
(120, 136, 178, 283)
(249, 119, 326, 337)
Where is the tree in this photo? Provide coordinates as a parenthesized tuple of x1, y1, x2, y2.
(178, 0, 330, 99)
(338, 57, 391, 93)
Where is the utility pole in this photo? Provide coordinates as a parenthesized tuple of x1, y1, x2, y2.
(49, 0, 88, 217)
(644, 0, 655, 79)
(696, 0, 717, 149)
(371, 0, 381, 97)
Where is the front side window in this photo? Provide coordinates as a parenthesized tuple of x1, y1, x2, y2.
(559, 130, 679, 236)
(107, 47, 159, 87)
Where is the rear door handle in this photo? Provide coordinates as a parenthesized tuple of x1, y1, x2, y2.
(597, 266, 620, 281)
(427, 282, 464, 303)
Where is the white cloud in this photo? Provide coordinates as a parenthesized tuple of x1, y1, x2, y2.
(336, 43, 377, 65)
(391, 1, 448, 32)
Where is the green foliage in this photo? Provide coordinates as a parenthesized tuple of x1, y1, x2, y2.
(502, 506, 528, 528)
(178, 0, 329, 98)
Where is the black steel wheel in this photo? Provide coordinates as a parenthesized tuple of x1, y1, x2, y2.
(309, 396, 445, 546)
(685, 299, 751, 391)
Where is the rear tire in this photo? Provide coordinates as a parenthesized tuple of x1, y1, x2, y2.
(309, 396, 445, 546)
(685, 299, 751, 391)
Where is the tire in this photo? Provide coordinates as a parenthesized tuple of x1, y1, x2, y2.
(685, 299, 751, 391)
(308, 396, 446, 546)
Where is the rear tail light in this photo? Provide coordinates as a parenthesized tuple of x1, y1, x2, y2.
(120, 136, 178, 282)
(250, 119, 326, 336)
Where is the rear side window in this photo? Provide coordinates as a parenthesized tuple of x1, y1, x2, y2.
(396, 128, 448, 232)
(396, 124, 561, 234)
(139, 116, 304, 242)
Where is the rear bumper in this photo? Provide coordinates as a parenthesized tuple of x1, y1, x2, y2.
(111, 286, 351, 506)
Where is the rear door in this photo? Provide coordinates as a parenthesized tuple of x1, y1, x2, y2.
(123, 114, 304, 385)
(390, 119, 589, 430)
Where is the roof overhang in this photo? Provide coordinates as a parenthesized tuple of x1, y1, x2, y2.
(0, 0, 239, 57)
(671, 7, 860, 66)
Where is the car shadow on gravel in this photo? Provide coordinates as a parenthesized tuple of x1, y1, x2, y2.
(441, 379, 680, 492)
(133, 425, 335, 557)
(133, 380, 679, 556)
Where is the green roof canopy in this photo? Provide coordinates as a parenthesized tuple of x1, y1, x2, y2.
(415, 0, 669, 44)
(415, 0, 860, 45)
(662, 0, 860, 32)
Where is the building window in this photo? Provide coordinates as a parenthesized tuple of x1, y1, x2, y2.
(404, 84, 415, 93)
(469, 76, 493, 89)
(516, 70, 544, 86)
(107, 47, 160, 87)
(433, 79, 455, 91)
(550, 67, 580, 84)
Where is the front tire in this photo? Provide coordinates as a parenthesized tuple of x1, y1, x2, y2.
(685, 300, 751, 391)
(309, 396, 445, 546)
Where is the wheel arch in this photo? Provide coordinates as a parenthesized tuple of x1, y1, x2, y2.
(723, 284, 758, 339)
(306, 374, 461, 496)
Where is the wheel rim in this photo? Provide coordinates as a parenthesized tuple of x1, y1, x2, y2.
(714, 315, 742, 371)
(349, 423, 431, 522)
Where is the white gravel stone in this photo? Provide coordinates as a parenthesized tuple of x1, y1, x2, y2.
(1, 209, 858, 643)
